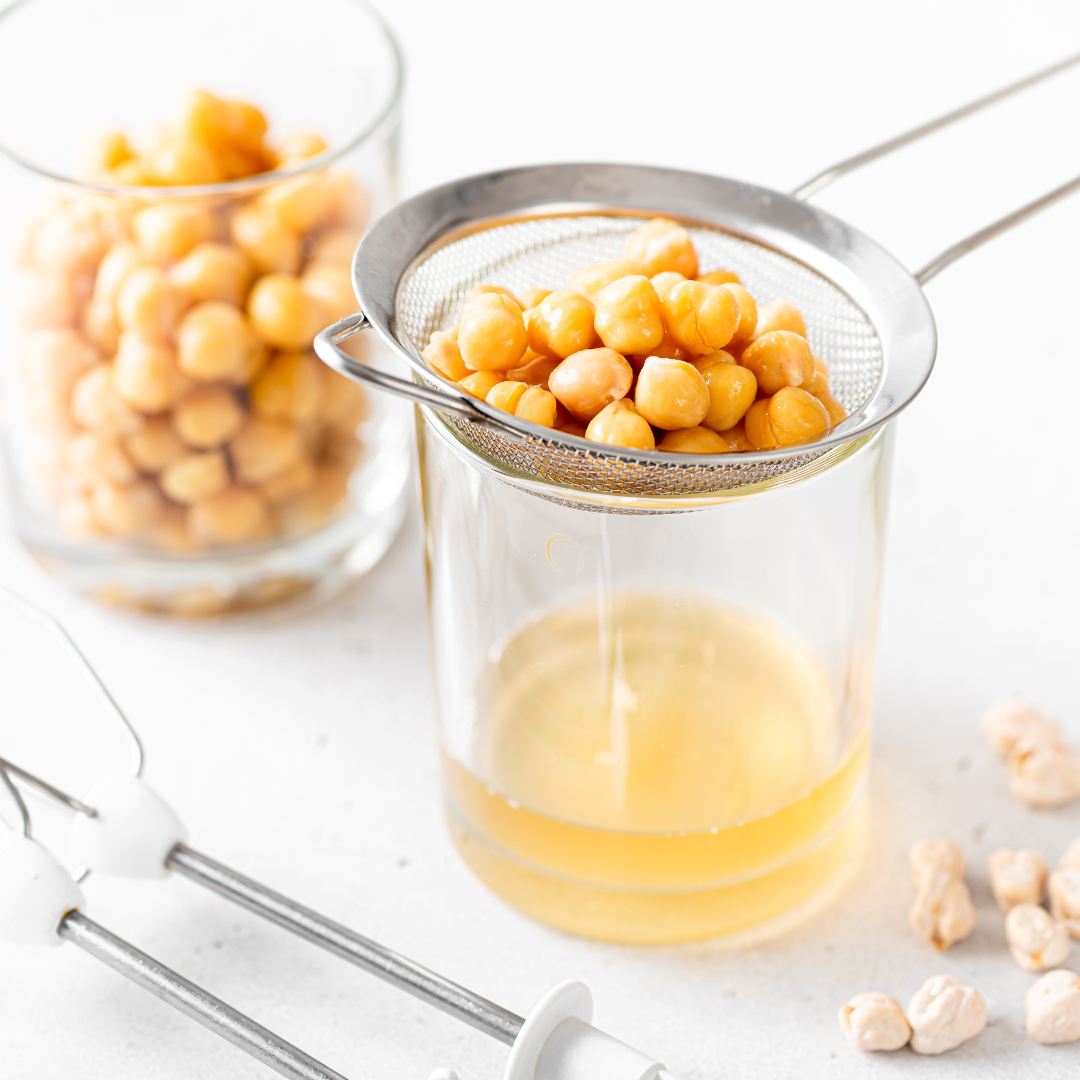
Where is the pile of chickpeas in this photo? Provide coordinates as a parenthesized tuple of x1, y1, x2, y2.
(12, 88, 368, 553)
(422, 217, 847, 454)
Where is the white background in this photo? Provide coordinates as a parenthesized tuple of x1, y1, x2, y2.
(3, 1, 1080, 1077)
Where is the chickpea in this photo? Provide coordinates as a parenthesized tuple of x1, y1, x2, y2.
(114, 332, 190, 413)
(744, 398, 777, 450)
(807, 355, 830, 396)
(506, 353, 560, 389)
(259, 174, 333, 235)
(247, 273, 326, 350)
(634, 357, 710, 430)
(58, 493, 102, 537)
(1006, 904, 1070, 972)
(123, 416, 186, 473)
(989, 849, 1049, 912)
(518, 288, 552, 310)
(547, 347, 633, 422)
(148, 504, 204, 554)
(594, 275, 664, 355)
(260, 454, 316, 504)
(76, 130, 133, 180)
(718, 421, 753, 452)
(630, 331, 691, 369)
(466, 284, 520, 307)
(149, 137, 224, 185)
(981, 695, 1061, 759)
(691, 349, 735, 371)
(721, 283, 757, 348)
(109, 159, 156, 186)
(457, 292, 528, 371)
(133, 205, 214, 263)
(768, 387, 831, 446)
(92, 242, 144, 309)
(527, 290, 599, 360)
(1026, 970, 1080, 1045)
(1010, 731, 1080, 809)
(300, 264, 356, 320)
(274, 131, 329, 166)
(70, 364, 142, 434)
(274, 465, 350, 535)
(740, 331, 815, 395)
(838, 992, 911, 1052)
(230, 416, 303, 483)
(486, 381, 528, 414)
(753, 299, 807, 339)
(323, 169, 370, 229)
(188, 485, 272, 546)
(624, 218, 698, 278)
(177, 301, 252, 381)
(67, 431, 137, 486)
(658, 426, 728, 453)
(566, 260, 644, 303)
(558, 420, 588, 437)
(817, 388, 848, 427)
(13, 267, 76, 332)
(908, 840, 977, 951)
(458, 370, 503, 400)
(19, 327, 98, 396)
(232, 335, 269, 387)
(515, 386, 558, 428)
(661, 280, 740, 356)
(697, 269, 741, 287)
(649, 271, 685, 301)
(307, 227, 362, 268)
(697, 361, 757, 433)
(250, 351, 325, 423)
(585, 399, 655, 450)
(422, 331, 469, 382)
(90, 479, 163, 536)
(160, 450, 230, 504)
(320, 366, 368, 432)
(224, 98, 270, 155)
(169, 242, 253, 306)
(907, 976, 986, 1055)
(230, 205, 302, 275)
(31, 203, 110, 272)
(116, 265, 184, 339)
(174, 386, 245, 448)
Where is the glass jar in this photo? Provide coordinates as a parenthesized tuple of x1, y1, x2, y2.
(419, 410, 894, 944)
(0, 0, 409, 615)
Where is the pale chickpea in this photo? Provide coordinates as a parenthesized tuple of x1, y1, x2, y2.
(585, 398, 655, 450)
(593, 276, 664, 355)
(624, 218, 698, 278)
(649, 271, 685, 301)
(259, 454, 316, 504)
(149, 137, 224, 186)
(661, 280, 740, 356)
(114, 332, 190, 413)
(547, 348, 634, 422)
(322, 168, 370, 228)
(486, 381, 528, 414)
(274, 466, 350, 535)
(300, 264, 356, 320)
(458, 370, 503, 400)
(250, 351, 325, 423)
(744, 398, 778, 450)
(699, 361, 757, 433)
(506, 353, 560, 389)
(177, 301, 252, 381)
(740, 330, 816, 395)
(188, 485, 272, 545)
(229, 416, 303, 483)
(767, 387, 831, 446)
(90, 479, 163, 536)
(259, 174, 332, 235)
(634, 357, 710, 430)
(274, 131, 329, 166)
(108, 159, 156, 186)
(658, 426, 728, 453)
(76, 130, 133, 180)
(230, 205, 302, 275)
(159, 451, 230, 504)
(721, 283, 757, 348)
(132, 205, 214, 263)
(422, 331, 469, 382)
(31, 203, 110, 272)
(566, 260, 644, 302)
(174, 385, 245, 448)
(518, 288, 552, 311)
(117, 265, 184, 339)
(66, 431, 137, 485)
(697, 269, 742, 287)
(307, 227, 363, 268)
(169, 243, 253, 306)
(19, 327, 99, 396)
(123, 416, 186, 473)
(515, 386, 558, 428)
(753, 299, 807, 339)
(527, 290, 599, 360)
(13, 267, 76, 332)
(466, 284, 520, 307)
(247, 273, 326, 350)
(558, 419, 588, 437)
(70, 364, 142, 434)
(457, 292, 528, 371)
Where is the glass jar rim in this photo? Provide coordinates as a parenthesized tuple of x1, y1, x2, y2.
(0, 0, 404, 199)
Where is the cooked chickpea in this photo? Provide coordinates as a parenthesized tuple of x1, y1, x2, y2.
(459, 370, 503, 400)
(251, 351, 326, 423)
(307, 227, 362, 268)
(173, 386, 245, 448)
(19, 328, 98, 396)
(717, 421, 753, 452)
(514, 386, 558, 428)
(259, 454, 316, 504)
(148, 504, 204, 554)
(274, 465, 350, 535)
(14, 267, 76, 332)
(76, 130, 133, 179)
(527, 290, 599, 360)
(585, 399, 655, 450)
(274, 131, 328, 165)
(594, 275, 664, 355)
(721, 283, 757, 348)
(123, 416, 186, 473)
(697, 361, 757, 433)
(247, 273, 326, 350)
(300, 264, 356, 320)
(230, 205, 302, 275)
(740, 330, 815, 395)
(661, 280, 740, 356)
(486, 381, 528, 414)
(744, 398, 777, 449)
(177, 301, 252, 380)
(466, 284, 520, 307)
(188, 485, 272, 545)
(149, 136, 224, 186)
(259, 174, 332, 234)
(518, 288, 552, 310)
(457, 292, 528, 371)
(767, 387, 831, 446)
(547, 348, 633, 422)
(169, 243, 253, 306)
(160, 450, 230, 504)
(70, 364, 142, 434)
(658, 426, 728, 453)
(624, 218, 698, 278)
(319, 366, 367, 432)
(230, 416, 303, 483)
(817, 388, 848, 427)
(506, 354, 560, 389)
(697, 269, 741, 287)
(31, 203, 109, 271)
(133, 205, 214, 263)
(66, 431, 137, 485)
(566, 260, 644, 302)
(90, 479, 163, 536)
(649, 271, 685, 301)
(753, 299, 807, 338)
(114, 332, 189, 413)
(634, 357, 710, 430)
(116, 265, 184, 339)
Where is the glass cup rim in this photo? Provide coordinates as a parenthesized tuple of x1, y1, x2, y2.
(0, 0, 405, 199)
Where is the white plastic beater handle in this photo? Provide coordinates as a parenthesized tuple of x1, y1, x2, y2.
(0, 833, 83, 946)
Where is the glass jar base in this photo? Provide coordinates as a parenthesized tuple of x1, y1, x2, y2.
(445, 794, 867, 944)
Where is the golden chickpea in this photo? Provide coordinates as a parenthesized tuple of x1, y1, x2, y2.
(174, 385, 245, 448)
(300, 264, 356, 320)
(422, 331, 469, 381)
(133, 205, 214, 263)
(307, 227, 362, 268)
(661, 280, 740, 356)
(160, 450, 230, 504)
(70, 364, 142, 434)
(807, 355, 829, 396)
(169, 243, 253, 306)
(558, 419, 588, 437)
(767, 386, 831, 445)
(250, 351, 325, 422)
(149, 137, 224, 186)
(594, 275, 664, 355)
(649, 271, 685, 301)
(699, 362, 757, 433)
(586, 398, 655, 450)
(518, 288, 552, 311)
(114, 332, 190, 413)
(527, 290, 599, 360)
(817, 389, 847, 427)
(691, 349, 735, 371)
(260, 174, 332, 235)
(753, 299, 807, 339)
(247, 273, 325, 350)
(634, 357, 710, 429)
(66, 431, 137, 485)
(19, 327, 98, 396)
(76, 130, 133, 180)
(466, 284, 520, 307)
(274, 131, 328, 166)
(274, 466, 350, 536)
(659, 426, 728, 453)
(697, 269, 741, 287)
(744, 398, 778, 450)
(108, 159, 156, 186)
(148, 504, 204, 554)
(14, 267, 76, 332)
(566, 260, 644, 302)
(457, 292, 528, 371)
(231, 336, 269, 387)
(548, 348, 634, 422)
(322, 169, 370, 228)
(624, 218, 698, 278)
(177, 301, 252, 380)
(224, 98, 270, 154)
(718, 421, 753, 452)
(230, 416, 302, 483)
(486, 381, 528, 414)
(93, 242, 145, 309)
(459, 370, 503, 400)
(506, 353, 560, 389)
(116, 265, 184, 339)
(230, 205, 302, 275)
(123, 416, 186, 473)
(259, 454, 316, 504)
(721, 283, 758, 348)
(630, 331, 691, 369)
(188, 485, 272, 545)
(740, 330, 815, 395)
(515, 386, 558, 428)
(90, 479, 163, 536)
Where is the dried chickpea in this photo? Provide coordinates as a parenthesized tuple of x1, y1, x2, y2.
(486, 381, 528, 414)
(527, 290, 599, 360)
(1010, 729, 1080, 808)
(982, 695, 1061, 759)
(649, 272, 685, 301)
(114, 332, 189, 413)
(548, 348, 633, 422)
(169, 243, 253, 306)
(300, 264, 356, 320)
(90, 479, 163, 536)
(160, 451, 230, 504)
(753, 299, 807, 339)
(466, 284, 520, 307)
(634, 357, 710, 430)
(174, 386, 245, 448)
(721, 283, 757, 348)
(658, 426, 728, 453)
(70, 364, 142, 434)
(459, 370, 503, 400)
(259, 174, 332, 234)
(230, 205, 302, 275)
(838, 992, 911, 1052)
(699, 361, 757, 433)
(307, 227, 362, 268)
(661, 280, 740, 356)
(1007, 904, 1070, 971)
(907, 840, 977, 950)
(67, 431, 137, 486)
(13, 267, 77, 332)
(132, 205, 214, 263)
(230, 416, 303, 483)
(624, 218, 698, 278)
(177, 301, 252, 380)
(989, 849, 1049, 912)
(1050, 856, 1080, 938)
(506, 353, 560, 389)
(457, 292, 528, 371)
(116, 265, 184, 339)
(697, 269, 741, 287)
(518, 288, 551, 311)
(1026, 970, 1080, 1044)
(123, 416, 186, 473)
(566, 260, 643, 302)
(907, 976, 986, 1055)
(247, 274, 325, 350)
(766, 387, 831, 446)
(515, 386, 557, 428)
(816, 388, 848, 427)
(260, 454, 316, 504)
(740, 331, 815, 395)
(594, 276, 664, 355)
(250, 351, 326, 423)
(188, 485, 272, 545)
(586, 399, 655, 450)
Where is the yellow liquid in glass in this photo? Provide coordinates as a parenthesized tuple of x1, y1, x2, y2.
(443, 595, 869, 942)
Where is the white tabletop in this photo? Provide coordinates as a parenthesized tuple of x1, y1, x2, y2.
(4, 1, 1080, 1076)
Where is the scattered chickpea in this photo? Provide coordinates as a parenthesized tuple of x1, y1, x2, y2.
(1050, 843, 1080, 938)
(548, 348, 634, 422)
(635, 357, 709, 430)
(457, 292, 528, 372)
(593, 276, 664, 355)
(1026, 970, 1080, 1044)
(906, 975, 986, 1055)
(1006, 903, 1070, 971)
(907, 839, 977, 950)
(837, 992, 911, 1052)
(1009, 729, 1080, 809)
(989, 848, 1049, 912)
(527, 290, 599, 360)
(585, 399, 655, 450)
(624, 218, 698, 278)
